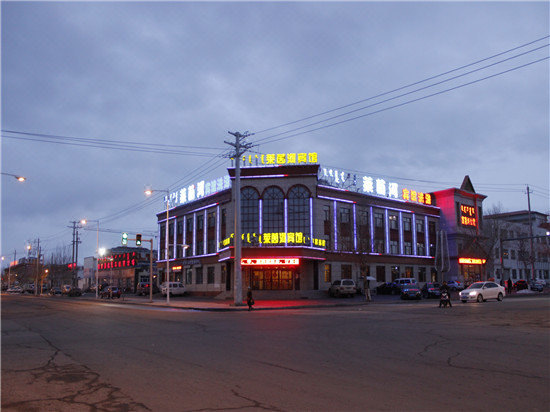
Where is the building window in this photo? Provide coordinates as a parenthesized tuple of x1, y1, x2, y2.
(195, 267, 203, 284)
(207, 266, 215, 284)
(376, 266, 385, 282)
(241, 187, 260, 244)
(403, 216, 412, 232)
(391, 266, 400, 280)
(341, 264, 352, 279)
(324, 264, 331, 283)
(511, 250, 516, 260)
(185, 268, 192, 285)
(323, 205, 332, 249)
(416, 220, 424, 233)
(357, 207, 370, 251)
(374, 239, 385, 254)
(288, 185, 311, 237)
(404, 242, 412, 255)
(390, 241, 399, 255)
(405, 267, 413, 277)
(339, 207, 352, 251)
(389, 214, 398, 230)
(262, 186, 284, 239)
(417, 242, 425, 256)
(374, 212, 384, 228)
(418, 267, 426, 283)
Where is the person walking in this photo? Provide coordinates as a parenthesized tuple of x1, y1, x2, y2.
(363, 276, 371, 302)
(507, 278, 513, 295)
(246, 287, 255, 311)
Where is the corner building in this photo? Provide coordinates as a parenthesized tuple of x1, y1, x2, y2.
(155, 160, 486, 299)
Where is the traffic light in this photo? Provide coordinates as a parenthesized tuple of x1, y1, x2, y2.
(136, 234, 142, 246)
(122, 232, 128, 245)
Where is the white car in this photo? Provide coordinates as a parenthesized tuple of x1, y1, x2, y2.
(459, 281, 505, 303)
(328, 279, 357, 297)
(161, 282, 186, 297)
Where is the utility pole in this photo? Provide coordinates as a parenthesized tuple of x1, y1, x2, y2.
(224, 131, 254, 306)
(526, 185, 536, 281)
(34, 239, 41, 295)
(69, 221, 82, 288)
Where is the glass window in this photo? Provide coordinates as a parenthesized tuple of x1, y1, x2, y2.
(404, 242, 412, 255)
(376, 266, 385, 282)
(389, 214, 398, 230)
(288, 185, 310, 236)
(416, 220, 424, 233)
(262, 186, 284, 236)
(374, 212, 384, 228)
(418, 267, 426, 283)
(207, 266, 215, 284)
(185, 268, 192, 285)
(341, 264, 352, 279)
(241, 187, 259, 243)
(390, 241, 399, 254)
(324, 264, 331, 283)
(195, 267, 203, 284)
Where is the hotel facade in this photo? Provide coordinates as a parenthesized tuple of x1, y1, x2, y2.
(154, 153, 490, 298)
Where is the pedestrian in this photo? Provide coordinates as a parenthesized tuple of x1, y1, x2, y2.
(507, 278, 513, 295)
(363, 276, 371, 302)
(439, 281, 452, 308)
(246, 287, 255, 311)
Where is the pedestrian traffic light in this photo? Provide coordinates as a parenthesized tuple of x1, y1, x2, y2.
(136, 234, 142, 246)
(122, 232, 128, 245)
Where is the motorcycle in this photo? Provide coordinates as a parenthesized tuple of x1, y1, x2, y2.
(439, 290, 450, 308)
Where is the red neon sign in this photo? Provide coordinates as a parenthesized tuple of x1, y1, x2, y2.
(241, 258, 300, 266)
(458, 258, 486, 265)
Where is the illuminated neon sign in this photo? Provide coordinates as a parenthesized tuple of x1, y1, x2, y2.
(320, 167, 400, 199)
(458, 258, 486, 265)
(460, 204, 477, 227)
(241, 258, 300, 266)
(238, 152, 318, 166)
(402, 189, 432, 205)
(220, 232, 326, 248)
(98, 252, 137, 270)
(167, 175, 231, 208)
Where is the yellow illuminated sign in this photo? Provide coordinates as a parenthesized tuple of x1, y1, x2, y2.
(458, 258, 486, 265)
(460, 204, 477, 227)
(402, 189, 432, 205)
(220, 232, 326, 248)
(239, 152, 318, 166)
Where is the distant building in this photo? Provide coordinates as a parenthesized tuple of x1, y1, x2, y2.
(93, 246, 157, 292)
(485, 211, 550, 282)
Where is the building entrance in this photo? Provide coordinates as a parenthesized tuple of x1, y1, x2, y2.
(245, 268, 295, 290)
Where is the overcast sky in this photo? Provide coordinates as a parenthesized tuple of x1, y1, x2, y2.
(2, 1, 549, 264)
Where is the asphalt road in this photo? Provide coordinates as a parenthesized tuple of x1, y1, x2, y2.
(2, 294, 549, 411)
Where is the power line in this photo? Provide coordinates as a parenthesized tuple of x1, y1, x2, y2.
(253, 35, 549, 136)
(254, 56, 549, 146)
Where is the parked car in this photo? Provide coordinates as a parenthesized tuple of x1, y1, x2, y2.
(68, 287, 82, 297)
(514, 279, 529, 291)
(136, 282, 160, 296)
(328, 279, 356, 297)
(49, 287, 62, 295)
(421, 282, 441, 298)
(7, 286, 23, 293)
(161, 282, 186, 297)
(394, 278, 416, 286)
(459, 281, 505, 303)
(529, 281, 544, 292)
(400, 284, 422, 300)
(376, 282, 401, 295)
(100, 286, 121, 299)
(23, 284, 36, 294)
(446, 280, 464, 291)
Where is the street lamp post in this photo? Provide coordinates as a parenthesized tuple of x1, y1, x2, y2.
(1, 172, 27, 182)
(145, 188, 171, 304)
(81, 219, 100, 299)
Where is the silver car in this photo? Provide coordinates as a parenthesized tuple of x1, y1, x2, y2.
(459, 281, 505, 303)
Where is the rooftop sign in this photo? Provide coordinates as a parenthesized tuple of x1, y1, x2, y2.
(167, 175, 231, 208)
(237, 152, 318, 167)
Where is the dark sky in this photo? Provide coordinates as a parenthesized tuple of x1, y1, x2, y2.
(2, 1, 548, 263)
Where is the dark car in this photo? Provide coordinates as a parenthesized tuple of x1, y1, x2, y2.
(136, 282, 160, 296)
(421, 282, 441, 298)
(514, 279, 528, 291)
(400, 284, 422, 300)
(68, 287, 82, 297)
(376, 282, 401, 295)
(529, 281, 544, 292)
(49, 287, 62, 295)
(100, 286, 122, 299)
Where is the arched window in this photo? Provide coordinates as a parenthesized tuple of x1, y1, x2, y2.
(241, 187, 259, 244)
(288, 185, 310, 238)
(262, 187, 284, 237)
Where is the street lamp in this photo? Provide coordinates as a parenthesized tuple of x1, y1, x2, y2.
(145, 187, 171, 304)
(1, 172, 26, 182)
(81, 219, 100, 299)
